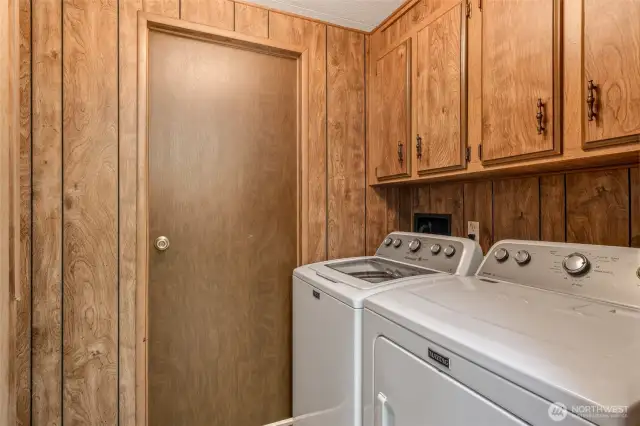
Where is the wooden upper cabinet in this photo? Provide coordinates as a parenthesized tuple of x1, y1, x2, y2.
(372, 39, 412, 181)
(583, 0, 640, 148)
(416, 3, 467, 174)
(481, 0, 561, 164)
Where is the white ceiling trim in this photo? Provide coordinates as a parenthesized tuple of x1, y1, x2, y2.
(245, 0, 406, 31)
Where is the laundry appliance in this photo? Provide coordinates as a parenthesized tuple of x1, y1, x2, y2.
(363, 240, 640, 426)
(293, 232, 483, 426)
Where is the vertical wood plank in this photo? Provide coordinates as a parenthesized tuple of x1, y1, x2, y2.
(566, 169, 629, 246)
(540, 174, 565, 242)
(463, 181, 493, 253)
(327, 27, 365, 259)
(181, 0, 235, 30)
(63, 0, 118, 422)
(31, 0, 63, 423)
(429, 182, 464, 237)
(631, 167, 640, 248)
(269, 12, 326, 263)
(234, 3, 268, 38)
(366, 187, 387, 255)
(398, 188, 412, 231)
(143, 0, 179, 18)
(386, 188, 400, 233)
(493, 177, 540, 241)
(412, 186, 431, 213)
(16, 0, 31, 423)
(119, 0, 142, 425)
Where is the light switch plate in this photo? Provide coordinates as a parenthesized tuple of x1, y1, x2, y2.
(468, 221, 480, 241)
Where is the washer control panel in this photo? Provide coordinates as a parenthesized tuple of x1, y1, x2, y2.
(376, 232, 468, 274)
(478, 241, 640, 308)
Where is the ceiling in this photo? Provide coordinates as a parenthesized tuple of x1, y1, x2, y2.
(246, 0, 406, 31)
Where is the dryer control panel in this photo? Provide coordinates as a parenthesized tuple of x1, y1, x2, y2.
(376, 232, 480, 275)
(478, 240, 640, 309)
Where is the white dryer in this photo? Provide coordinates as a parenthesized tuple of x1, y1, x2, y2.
(292, 232, 483, 426)
(363, 240, 640, 426)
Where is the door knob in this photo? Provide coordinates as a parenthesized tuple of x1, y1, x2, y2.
(155, 236, 170, 251)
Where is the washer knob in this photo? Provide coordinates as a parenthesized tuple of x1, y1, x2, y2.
(514, 250, 531, 265)
(383, 237, 393, 246)
(408, 239, 421, 252)
(392, 239, 402, 248)
(563, 253, 590, 275)
(443, 245, 456, 257)
(494, 248, 509, 262)
(430, 244, 442, 255)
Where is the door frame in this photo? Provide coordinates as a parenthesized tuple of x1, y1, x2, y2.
(136, 12, 309, 426)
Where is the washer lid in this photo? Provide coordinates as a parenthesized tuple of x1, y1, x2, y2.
(365, 276, 640, 420)
(294, 257, 447, 308)
(325, 258, 440, 287)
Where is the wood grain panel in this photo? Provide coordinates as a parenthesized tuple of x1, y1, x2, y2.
(31, 0, 63, 423)
(181, 0, 234, 29)
(327, 27, 365, 259)
(16, 0, 31, 423)
(235, 3, 268, 38)
(429, 182, 464, 237)
(372, 40, 410, 180)
(463, 181, 493, 253)
(366, 186, 387, 255)
(584, 0, 640, 146)
(62, 0, 118, 422)
(398, 187, 412, 231)
(380, 0, 448, 51)
(493, 177, 540, 240)
(269, 11, 326, 263)
(412, 186, 431, 213)
(482, 0, 556, 161)
(385, 188, 400, 233)
(540, 174, 565, 242)
(147, 31, 297, 424)
(566, 169, 629, 246)
(119, 0, 143, 424)
(416, 4, 463, 173)
(142, 0, 179, 18)
(631, 167, 639, 248)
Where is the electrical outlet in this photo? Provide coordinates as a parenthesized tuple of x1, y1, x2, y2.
(468, 221, 480, 242)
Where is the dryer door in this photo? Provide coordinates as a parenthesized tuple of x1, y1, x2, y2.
(373, 337, 527, 426)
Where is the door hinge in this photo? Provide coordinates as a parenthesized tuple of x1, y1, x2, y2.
(466, 1, 471, 18)
(478, 144, 483, 160)
(478, 0, 482, 11)
(465, 146, 471, 162)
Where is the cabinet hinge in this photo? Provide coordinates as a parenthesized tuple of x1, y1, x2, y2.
(465, 146, 471, 162)
(478, 144, 483, 160)
(466, 1, 471, 18)
(478, 0, 482, 11)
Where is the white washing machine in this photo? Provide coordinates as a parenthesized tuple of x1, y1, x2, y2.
(363, 240, 640, 426)
(292, 232, 483, 426)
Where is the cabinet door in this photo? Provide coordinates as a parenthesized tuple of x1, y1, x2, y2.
(416, 3, 467, 174)
(584, 0, 640, 148)
(481, 0, 561, 164)
(372, 39, 411, 181)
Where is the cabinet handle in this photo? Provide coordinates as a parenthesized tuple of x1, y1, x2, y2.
(536, 98, 545, 135)
(416, 135, 422, 159)
(587, 80, 597, 121)
(397, 142, 404, 164)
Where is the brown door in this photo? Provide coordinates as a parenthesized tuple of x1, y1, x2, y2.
(584, 0, 640, 148)
(481, 0, 561, 163)
(147, 30, 297, 426)
(416, 4, 467, 174)
(371, 39, 412, 181)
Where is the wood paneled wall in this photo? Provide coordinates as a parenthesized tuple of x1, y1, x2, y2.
(367, 166, 640, 255)
(17, 0, 366, 425)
